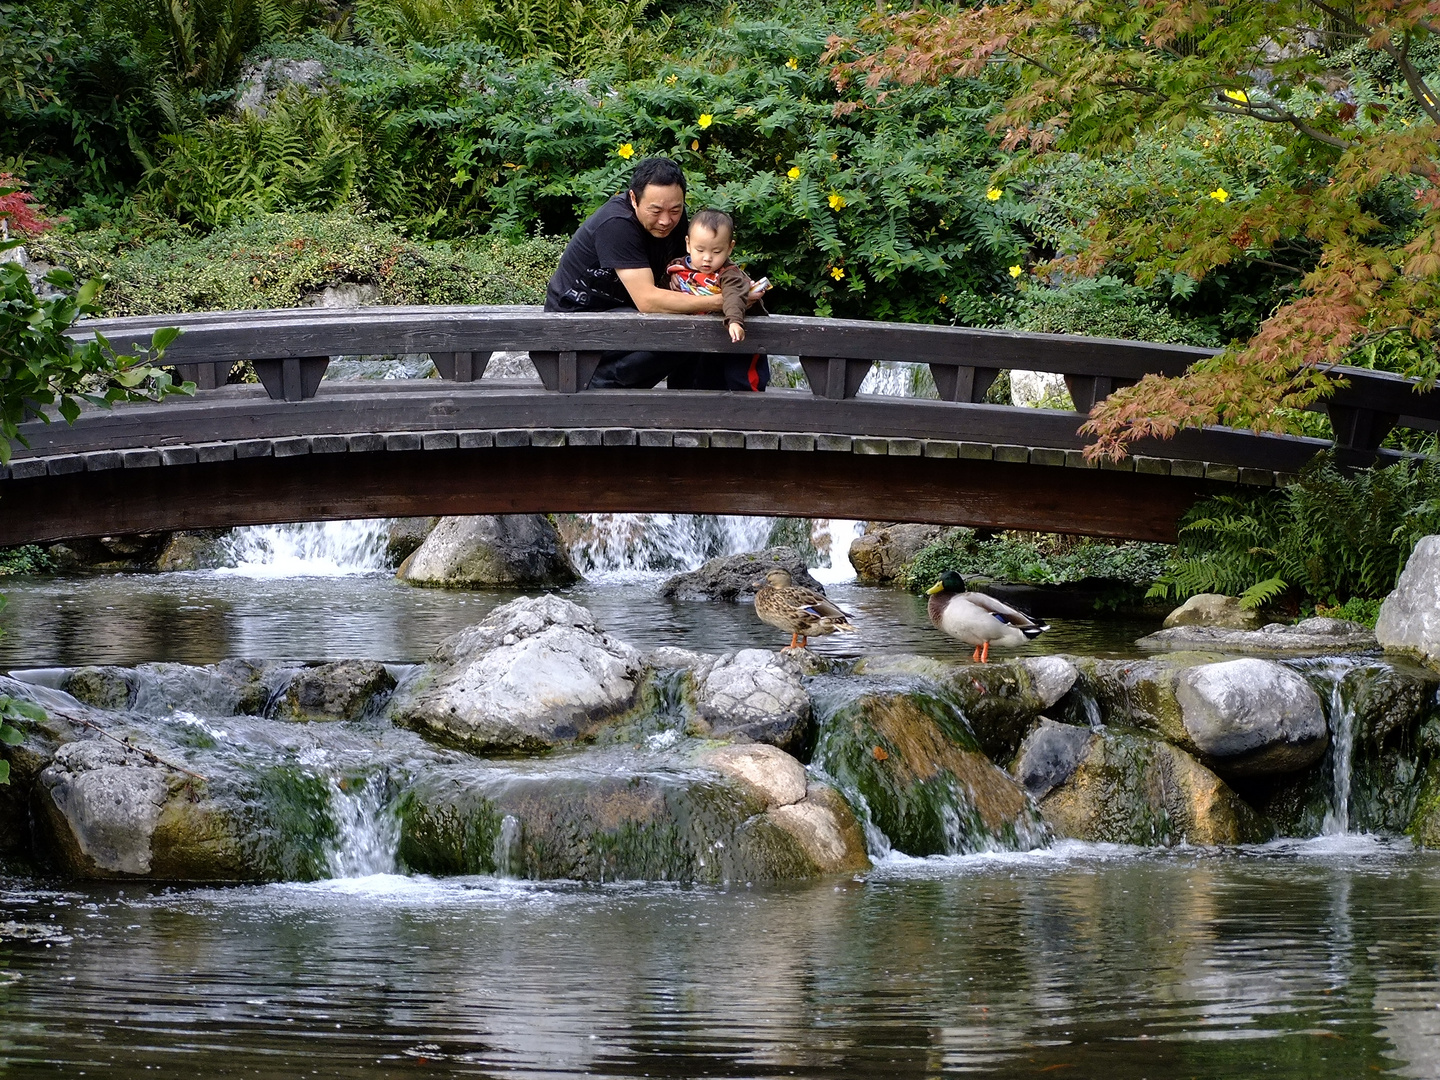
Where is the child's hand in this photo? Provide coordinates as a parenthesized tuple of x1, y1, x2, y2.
(728, 321, 745, 342)
(746, 276, 770, 301)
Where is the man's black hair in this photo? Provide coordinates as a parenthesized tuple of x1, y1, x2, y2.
(691, 209, 734, 238)
(628, 157, 687, 199)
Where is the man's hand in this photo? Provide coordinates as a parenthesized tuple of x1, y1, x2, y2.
(616, 267, 724, 314)
(728, 321, 745, 343)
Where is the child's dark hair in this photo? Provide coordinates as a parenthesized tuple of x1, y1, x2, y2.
(691, 208, 734, 238)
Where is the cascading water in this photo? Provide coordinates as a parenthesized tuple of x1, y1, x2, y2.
(1315, 660, 1362, 836)
(218, 520, 392, 577)
(324, 774, 400, 878)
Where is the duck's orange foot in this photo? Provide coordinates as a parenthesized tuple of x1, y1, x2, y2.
(979, 641, 990, 664)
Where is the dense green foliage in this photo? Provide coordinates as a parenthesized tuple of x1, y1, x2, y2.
(25, 211, 564, 313)
(900, 529, 1171, 594)
(1150, 455, 1440, 611)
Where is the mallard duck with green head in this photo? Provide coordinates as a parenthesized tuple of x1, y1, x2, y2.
(754, 568, 857, 648)
(926, 570, 1048, 663)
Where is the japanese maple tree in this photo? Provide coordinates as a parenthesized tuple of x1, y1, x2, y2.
(829, 1, 1440, 457)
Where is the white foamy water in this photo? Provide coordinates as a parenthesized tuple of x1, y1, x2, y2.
(324, 774, 400, 878)
(217, 520, 392, 577)
(567, 514, 774, 577)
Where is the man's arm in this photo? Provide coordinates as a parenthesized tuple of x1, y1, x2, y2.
(616, 267, 724, 314)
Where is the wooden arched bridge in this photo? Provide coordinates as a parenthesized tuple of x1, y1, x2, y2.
(2, 306, 1434, 547)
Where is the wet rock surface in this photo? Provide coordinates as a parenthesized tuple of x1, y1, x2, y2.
(694, 649, 812, 754)
(398, 515, 578, 588)
(1012, 719, 1095, 800)
(659, 547, 823, 602)
(390, 595, 642, 754)
(274, 661, 396, 722)
(1040, 728, 1270, 846)
(1175, 658, 1328, 777)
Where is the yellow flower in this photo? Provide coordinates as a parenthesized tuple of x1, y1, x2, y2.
(665, 74, 678, 87)
(617, 143, 635, 159)
(831, 266, 845, 280)
(698, 113, 713, 129)
(1209, 187, 1229, 202)
(939, 294, 948, 304)
(986, 188, 1003, 201)
(691, 139, 700, 150)
(1009, 265, 1023, 278)
(828, 192, 846, 210)
(1223, 88, 1249, 103)
(786, 57, 799, 70)
(787, 166, 801, 180)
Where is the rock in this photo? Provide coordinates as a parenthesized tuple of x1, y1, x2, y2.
(767, 784, 871, 875)
(395, 747, 865, 883)
(1138, 618, 1375, 653)
(385, 518, 437, 564)
(1163, 593, 1263, 631)
(129, 660, 284, 717)
(1020, 656, 1079, 709)
(811, 690, 1045, 855)
(659, 547, 822, 602)
(1011, 719, 1095, 800)
(235, 58, 328, 118)
(155, 530, 226, 572)
(940, 660, 1070, 763)
(1010, 369, 1070, 408)
(1378, 536, 1440, 666)
(37, 740, 173, 876)
(273, 661, 396, 722)
(693, 649, 812, 754)
(700, 743, 807, 808)
(397, 515, 578, 588)
(485, 351, 540, 380)
(1039, 728, 1270, 845)
(1175, 658, 1328, 777)
(390, 596, 642, 754)
(847, 524, 946, 584)
(62, 667, 133, 710)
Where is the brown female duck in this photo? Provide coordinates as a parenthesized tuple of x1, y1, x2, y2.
(754, 568, 857, 648)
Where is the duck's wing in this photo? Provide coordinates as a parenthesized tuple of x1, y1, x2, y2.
(961, 591, 1046, 630)
(794, 592, 855, 624)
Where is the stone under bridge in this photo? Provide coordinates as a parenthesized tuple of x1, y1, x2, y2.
(2, 307, 1433, 546)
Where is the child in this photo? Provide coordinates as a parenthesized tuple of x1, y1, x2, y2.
(667, 209, 769, 342)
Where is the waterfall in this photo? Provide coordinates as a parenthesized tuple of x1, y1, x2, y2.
(567, 514, 774, 575)
(324, 774, 400, 878)
(858, 361, 937, 398)
(1319, 664, 1359, 836)
(218, 520, 392, 577)
(492, 814, 523, 877)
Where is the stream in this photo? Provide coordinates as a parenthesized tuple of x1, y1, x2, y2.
(2, 514, 1438, 1077)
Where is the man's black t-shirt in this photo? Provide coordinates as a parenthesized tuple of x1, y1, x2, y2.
(544, 193, 687, 312)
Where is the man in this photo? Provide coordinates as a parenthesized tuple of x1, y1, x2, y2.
(544, 156, 767, 391)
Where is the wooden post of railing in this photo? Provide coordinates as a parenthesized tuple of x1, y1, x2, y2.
(173, 362, 223, 391)
(253, 356, 330, 402)
(930, 365, 1000, 403)
(1064, 375, 1137, 413)
(530, 351, 603, 393)
(800, 356, 874, 399)
(1326, 402, 1399, 466)
(431, 351, 492, 382)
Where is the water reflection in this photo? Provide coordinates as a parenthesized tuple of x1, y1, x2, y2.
(0, 572, 1160, 668)
(1, 843, 1435, 1078)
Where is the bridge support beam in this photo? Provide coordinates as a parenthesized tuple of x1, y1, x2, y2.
(0, 446, 1207, 546)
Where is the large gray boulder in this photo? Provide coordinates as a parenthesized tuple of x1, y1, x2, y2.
(385, 517, 437, 565)
(1163, 593, 1262, 631)
(1175, 658, 1328, 777)
(847, 524, 947, 584)
(659, 547, 822, 601)
(694, 649, 812, 754)
(390, 596, 642, 754)
(37, 740, 173, 876)
(397, 515, 578, 588)
(1378, 535, 1440, 665)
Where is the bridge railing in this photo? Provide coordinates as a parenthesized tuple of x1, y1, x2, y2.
(67, 304, 1440, 458)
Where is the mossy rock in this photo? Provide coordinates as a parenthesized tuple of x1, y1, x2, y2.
(1071, 658, 1193, 749)
(62, 667, 134, 710)
(812, 690, 1044, 855)
(1040, 728, 1270, 846)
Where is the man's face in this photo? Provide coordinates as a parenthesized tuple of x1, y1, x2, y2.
(629, 183, 686, 238)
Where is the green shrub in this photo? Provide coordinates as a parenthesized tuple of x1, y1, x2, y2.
(0, 545, 54, 576)
(1149, 454, 1440, 610)
(27, 209, 565, 313)
(900, 530, 1172, 593)
(1004, 276, 1221, 347)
